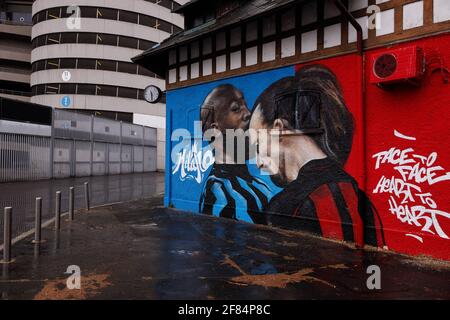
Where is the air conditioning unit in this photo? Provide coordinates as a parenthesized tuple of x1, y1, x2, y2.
(370, 46, 425, 87)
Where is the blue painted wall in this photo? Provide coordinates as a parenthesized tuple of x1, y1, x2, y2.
(165, 66, 294, 215)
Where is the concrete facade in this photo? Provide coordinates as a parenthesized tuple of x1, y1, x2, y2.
(1, 0, 192, 172)
(30, 0, 183, 117)
(0, 0, 33, 100)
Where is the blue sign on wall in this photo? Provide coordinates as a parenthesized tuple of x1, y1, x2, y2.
(61, 96, 71, 108)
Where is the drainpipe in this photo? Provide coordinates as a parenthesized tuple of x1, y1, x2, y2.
(333, 0, 367, 248)
(333, 0, 366, 190)
(332, 0, 364, 56)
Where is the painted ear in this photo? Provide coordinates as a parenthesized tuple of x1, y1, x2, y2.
(273, 119, 286, 131)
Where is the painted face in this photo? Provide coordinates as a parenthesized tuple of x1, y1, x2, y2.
(215, 88, 251, 131)
(249, 105, 288, 186)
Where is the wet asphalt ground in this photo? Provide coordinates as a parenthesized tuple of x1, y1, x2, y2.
(0, 194, 449, 300)
(0, 172, 165, 239)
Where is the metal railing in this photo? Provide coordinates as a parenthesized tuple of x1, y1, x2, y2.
(1, 182, 90, 263)
(0, 108, 158, 183)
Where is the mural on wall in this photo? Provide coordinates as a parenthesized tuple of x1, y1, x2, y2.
(168, 64, 385, 248)
(248, 65, 384, 247)
(168, 35, 450, 260)
(172, 141, 215, 184)
(197, 84, 272, 224)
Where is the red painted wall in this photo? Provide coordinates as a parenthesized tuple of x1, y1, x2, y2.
(365, 34, 450, 261)
(296, 55, 365, 189)
(297, 33, 450, 261)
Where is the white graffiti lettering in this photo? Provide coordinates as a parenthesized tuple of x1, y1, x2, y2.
(372, 131, 450, 240)
(172, 142, 214, 184)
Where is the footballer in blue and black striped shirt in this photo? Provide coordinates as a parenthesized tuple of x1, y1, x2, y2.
(198, 84, 273, 224)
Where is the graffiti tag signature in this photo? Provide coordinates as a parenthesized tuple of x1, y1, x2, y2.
(372, 132, 450, 240)
(172, 142, 214, 184)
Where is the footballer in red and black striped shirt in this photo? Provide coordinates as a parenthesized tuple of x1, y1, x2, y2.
(266, 157, 385, 247)
(249, 65, 385, 247)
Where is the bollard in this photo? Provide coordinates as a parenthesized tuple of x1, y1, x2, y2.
(84, 182, 90, 211)
(2, 207, 12, 263)
(34, 197, 42, 243)
(69, 187, 75, 221)
(55, 191, 61, 230)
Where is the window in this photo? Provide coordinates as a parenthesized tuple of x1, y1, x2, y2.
(138, 89, 145, 101)
(61, 6, 75, 18)
(118, 62, 137, 74)
(139, 15, 156, 28)
(47, 7, 61, 19)
(77, 84, 96, 95)
(138, 39, 156, 50)
(45, 84, 59, 94)
(96, 85, 117, 97)
(119, 11, 138, 24)
(60, 58, 77, 69)
(81, 7, 97, 18)
(97, 33, 117, 46)
(34, 60, 45, 71)
(33, 36, 45, 48)
(77, 59, 96, 69)
(97, 60, 117, 72)
(159, 20, 172, 33)
(97, 8, 118, 20)
(46, 33, 60, 45)
(118, 36, 138, 49)
(60, 32, 77, 43)
(37, 35, 46, 47)
(78, 33, 97, 44)
(37, 11, 46, 23)
(35, 84, 45, 95)
(46, 59, 60, 69)
(118, 87, 137, 99)
(60, 83, 76, 94)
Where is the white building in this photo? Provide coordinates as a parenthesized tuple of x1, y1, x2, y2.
(29, 0, 189, 170)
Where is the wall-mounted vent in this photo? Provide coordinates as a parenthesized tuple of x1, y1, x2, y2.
(370, 46, 425, 87)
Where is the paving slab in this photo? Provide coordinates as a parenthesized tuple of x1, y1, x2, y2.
(0, 196, 449, 300)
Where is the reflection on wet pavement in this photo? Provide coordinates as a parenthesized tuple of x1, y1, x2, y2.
(0, 172, 164, 239)
(1, 194, 449, 300)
